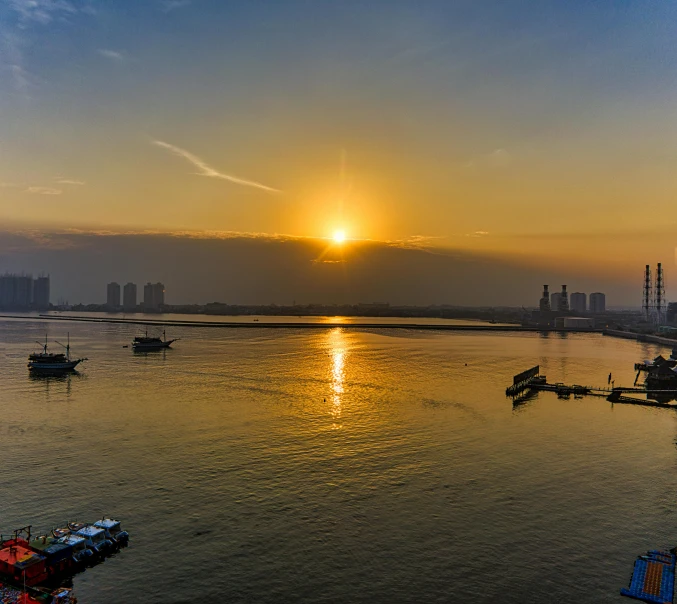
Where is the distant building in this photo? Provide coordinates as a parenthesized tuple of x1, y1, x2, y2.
(589, 292, 606, 313)
(143, 282, 165, 310)
(550, 292, 561, 312)
(570, 292, 586, 313)
(106, 282, 121, 308)
(539, 285, 551, 312)
(0, 273, 49, 310)
(555, 316, 594, 329)
(33, 276, 50, 310)
(667, 302, 677, 325)
(123, 282, 137, 310)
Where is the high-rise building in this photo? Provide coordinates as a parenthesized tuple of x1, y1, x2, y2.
(123, 282, 137, 310)
(106, 282, 121, 308)
(143, 282, 165, 310)
(570, 292, 586, 313)
(33, 276, 50, 309)
(589, 292, 606, 313)
(550, 292, 561, 312)
(0, 273, 49, 309)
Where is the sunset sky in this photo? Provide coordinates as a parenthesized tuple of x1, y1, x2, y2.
(2, 1, 677, 303)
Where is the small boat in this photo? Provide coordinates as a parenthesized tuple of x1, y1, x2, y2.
(132, 328, 178, 351)
(28, 335, 85, 373)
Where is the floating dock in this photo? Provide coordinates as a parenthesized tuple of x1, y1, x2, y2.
(621, 550, 675, 603)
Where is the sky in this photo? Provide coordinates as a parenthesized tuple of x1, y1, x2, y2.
(1, 1, 677, 304)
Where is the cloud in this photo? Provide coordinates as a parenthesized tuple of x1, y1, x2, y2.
(55, 178, 85, 185)
(160, 0, 192, 12)
(153, 139, 281, 194)
(25, 186, 62, 195)
(466, 231, 490, 238)
(97, 49, 124, 61)
(9, 0, 77, 25)
(463, 148, 512, 169)
(9, 63, 31, 91)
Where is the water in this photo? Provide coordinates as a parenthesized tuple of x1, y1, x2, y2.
(1, 317, 676, 603)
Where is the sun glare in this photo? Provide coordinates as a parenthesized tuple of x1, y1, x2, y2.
(333, 230, 346, 244)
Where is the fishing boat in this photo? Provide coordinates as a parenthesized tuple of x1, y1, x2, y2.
(132, 328, 178, 351)
(1, 520, 128, 590)
(27, 335, 85, 373)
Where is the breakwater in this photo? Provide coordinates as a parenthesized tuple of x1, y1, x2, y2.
(0, 314, 608, 332)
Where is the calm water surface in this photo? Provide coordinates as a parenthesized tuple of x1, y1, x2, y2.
(1, 318, 676, 603)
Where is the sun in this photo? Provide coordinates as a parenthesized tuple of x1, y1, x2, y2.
(333, 230, 346, 244)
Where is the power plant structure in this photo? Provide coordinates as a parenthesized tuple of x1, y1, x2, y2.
(535, 284, 606, 324)
(643, 263, 666, 324)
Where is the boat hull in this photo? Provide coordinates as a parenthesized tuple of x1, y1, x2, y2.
(132, 340, 175, 351)
(28, 360, 82, 372)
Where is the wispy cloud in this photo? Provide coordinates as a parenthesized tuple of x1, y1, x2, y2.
(9, 0, 77, 25)
(26, 186, 62, 195)
(55, 178, 85, 185)
(97, 49, 124, 61)
(463, 149, 512, 170)
(153, 139, 281, 194)
(160, 0, 192, 12)
(466, 231, 490, 238)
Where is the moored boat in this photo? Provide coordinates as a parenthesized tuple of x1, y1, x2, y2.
(27, 335, 85, 373)
(132, 328, 178, 351)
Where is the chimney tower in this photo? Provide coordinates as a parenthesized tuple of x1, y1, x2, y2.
(540, 285, 550, 312)
(559, 285, 569, 312)
(655, 262, 665, 324)
(643, 264, 652, 321)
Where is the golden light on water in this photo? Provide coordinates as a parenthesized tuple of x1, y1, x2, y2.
(328, 328, 346, 427)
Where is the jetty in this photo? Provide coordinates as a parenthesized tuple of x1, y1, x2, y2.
(506, 366, 677, 408)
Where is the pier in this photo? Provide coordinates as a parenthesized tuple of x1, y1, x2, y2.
(506, 367, 677, 408)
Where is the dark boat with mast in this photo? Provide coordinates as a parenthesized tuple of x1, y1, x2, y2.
(28, 335, 85, 373)
(132, 328, 178, 351)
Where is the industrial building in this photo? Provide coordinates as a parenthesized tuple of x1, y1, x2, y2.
(106, 282, 121, 309)
(570, 292, 586, 313)
(0, 273, 50, 310)
(123, 283, 137, 310)
(143, 282, 165, 310)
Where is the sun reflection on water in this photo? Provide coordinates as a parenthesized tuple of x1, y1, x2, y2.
(328, 328, 346, 428)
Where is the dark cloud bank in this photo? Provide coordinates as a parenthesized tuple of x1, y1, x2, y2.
(0, 231, 635, 306)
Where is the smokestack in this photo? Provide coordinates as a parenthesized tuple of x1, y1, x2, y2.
(656, 262, 665, 324)
(559, 285, 569, 312)
(643, 265, 652, 321)
(540, 285, 550, 312)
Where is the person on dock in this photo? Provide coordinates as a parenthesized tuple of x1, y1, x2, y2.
(608, 372, 612, 384)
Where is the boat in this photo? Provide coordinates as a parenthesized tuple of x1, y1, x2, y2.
(0, 582, 75, 604)
(27, 335, 85, 373)
(92, 518, 129, 546)
(1, 520, 128, 592)
(132, 328, 178, 351)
